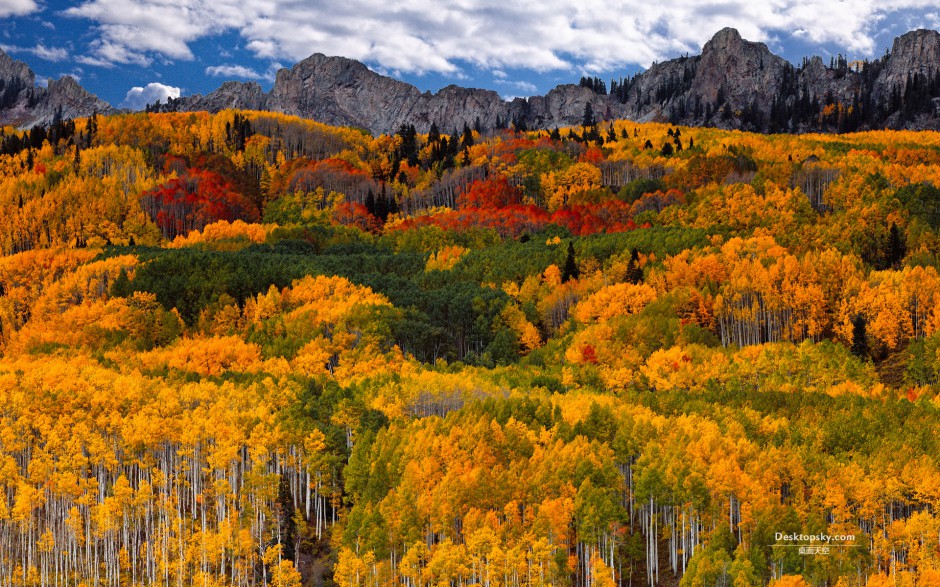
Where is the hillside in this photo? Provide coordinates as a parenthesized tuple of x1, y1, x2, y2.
(1, 110, 940, 587)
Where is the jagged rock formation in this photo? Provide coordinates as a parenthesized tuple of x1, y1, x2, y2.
(0, 49, 111, 128)
(508, 84, 623, 131)
(169, 57, 620, 135)
(8, 28, 940, 135)
(265, 53, 514, 135)
(613, 28, 940, 132)
(181, 81, 267, 112)
(165, 27, 940, 135)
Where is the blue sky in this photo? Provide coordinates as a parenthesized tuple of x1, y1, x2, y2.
(2, 0, 940, 110)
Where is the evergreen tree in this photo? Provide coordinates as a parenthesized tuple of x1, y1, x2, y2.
(562, 241, 579, 283)
(582, 103, 596, 128)
(365, 189, 376, 216)
(885, 223, 906, 268)
(375, 186, 389, 221)
(625, 248, 643, 284)
(110, 268, 133, 298)
(397, 124, 419, 166)
(275, 475, 297, 562)
(850, 314, 869, 359)
(461, 123, 474, 149)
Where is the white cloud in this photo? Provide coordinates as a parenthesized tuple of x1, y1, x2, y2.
(63, 0, 940, 74)
(0, 0, 37, 18)
(31, 44, 69, 62)
(205, 62, 283, 82)
(496, 79, 538, 95)
(121, 82, 180, 110)
(1, 43, 70, 62)
(206, 64, 263, 79)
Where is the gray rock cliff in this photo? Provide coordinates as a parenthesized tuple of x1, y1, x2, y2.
(0, 49, 112, 128)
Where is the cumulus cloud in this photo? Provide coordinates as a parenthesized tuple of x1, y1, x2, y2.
(64, 0, 940, 74)
(121, 82, 180, 110)
(0, 0, 37, 18)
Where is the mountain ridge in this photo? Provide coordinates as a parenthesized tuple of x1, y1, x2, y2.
(5, 28, 940, 134)
(0, 52, 112, 128)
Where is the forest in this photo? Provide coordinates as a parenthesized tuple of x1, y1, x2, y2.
(1, 108, 940, 587)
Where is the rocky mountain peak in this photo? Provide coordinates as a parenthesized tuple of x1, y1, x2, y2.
(700, 26, 777, 63)
(39, 75, 110, 123)
(0, 53, 111, 127)
(190, 81, 266, 112)
(887, 29, 940, 77)
(702, 27, 746, 53)
(0, 48, 34, 85)
(692, 26, 786, 113)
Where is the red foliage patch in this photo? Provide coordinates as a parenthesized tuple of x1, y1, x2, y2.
(140, 169, 260, 239)
(457, 176, 523, 209)
(581, 344, 599, 364)
(389, 199, 635, 239)
(333, 202, 381, 233)
(579, 147, 604, 164)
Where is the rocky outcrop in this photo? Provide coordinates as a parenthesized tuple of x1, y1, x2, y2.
(263, 54, 514, 134)
(692, 28, 788, 114)
(0, 49, 112, 128)
(223, 27, 940, 135)
(29, 76, 112, 126)
(266, 53, 425, 132)
(0, 49, 34, 86)
(518, 84, 625, 129)
(418, 85, 508, 134)
(612, 27, 940, 132)
(183, 81, 267, 112)
(879, 30, 940, 91)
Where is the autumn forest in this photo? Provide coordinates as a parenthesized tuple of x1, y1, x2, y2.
(1, 108, 940, 587)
